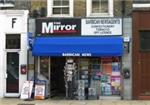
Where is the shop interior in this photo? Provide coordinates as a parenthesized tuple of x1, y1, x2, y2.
(50, 57, 66, 99)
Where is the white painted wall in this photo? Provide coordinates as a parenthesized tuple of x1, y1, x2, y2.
(0, 10, 28, 98)
(0, 32, 5, 98)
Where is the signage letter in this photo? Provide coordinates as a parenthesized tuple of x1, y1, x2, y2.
(12, 18, 17, 28)
(42, 22, 53, 34)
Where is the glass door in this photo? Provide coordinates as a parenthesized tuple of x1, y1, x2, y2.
(39, 56, 50, 97)
(5, 34, 20, 97)
(6, 52, 19, 93)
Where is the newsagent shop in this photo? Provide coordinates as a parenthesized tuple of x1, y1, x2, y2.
(31, 18, 124, 100)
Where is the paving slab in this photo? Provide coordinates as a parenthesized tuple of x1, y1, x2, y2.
(100, 100, 116, 105)
(143, 101, 150, 105)
(130, 101, 146, 105)
(115, 100, 131, 105)
(70, 101, 87, 105)
(0, 98, 150, 105)
(86, 100, 101, 105)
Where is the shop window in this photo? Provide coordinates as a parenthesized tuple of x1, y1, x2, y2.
(40, 57, 49, 79)
(77, 57, 121, 99)
(86, 0, 113, 17)
(6, 34, 20, 49)
(47, 0, 74, 17)
(0, 0, 14, 8)
(140, 30, 150, 51)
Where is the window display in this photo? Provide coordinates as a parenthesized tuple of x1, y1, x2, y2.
(40, 57, 49, 79)
(76, 57, 121, 100)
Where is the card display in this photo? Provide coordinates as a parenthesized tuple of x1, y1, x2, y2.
(77, 57, 122, 100)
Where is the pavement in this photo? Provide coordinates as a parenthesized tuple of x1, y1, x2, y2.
(1, 98, 150, 105)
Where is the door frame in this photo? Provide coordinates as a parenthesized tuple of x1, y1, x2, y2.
(37, 56, 51, 97)
(4, 49, 20, 97)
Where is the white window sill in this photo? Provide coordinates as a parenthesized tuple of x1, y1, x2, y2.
(0, 3, 14, 8)
(47, 14, 73, 18)
(87, 13, 113, 17)
(133, 3, 150, 8)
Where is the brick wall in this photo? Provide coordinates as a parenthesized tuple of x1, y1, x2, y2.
(74, 0, 86, 17)
(28, 0, 132, 17)
(30, 0, 47, 12)
(74, 0, 132, 17)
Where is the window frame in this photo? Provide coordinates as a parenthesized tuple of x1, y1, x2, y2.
(6, 34, 20, 49)
(86, 0, 113, 17)
(47, 0, 74, 17)
(139, 30, 150, 51)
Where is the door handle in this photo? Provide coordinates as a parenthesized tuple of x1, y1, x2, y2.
(5, 73, 8, 78)
(137, 61, 141, 64)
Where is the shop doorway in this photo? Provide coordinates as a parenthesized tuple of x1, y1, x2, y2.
(50, 57, 66, 99)
(6, 52, 19, 95)
(4, 34, 20, 97)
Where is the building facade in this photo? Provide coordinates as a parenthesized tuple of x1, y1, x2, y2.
(132, 0, 150, 100)
(0, 0, 133, 100)
(0, 10, 28, 98)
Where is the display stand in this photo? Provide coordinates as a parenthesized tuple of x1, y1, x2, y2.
(64, 58, 77, 99)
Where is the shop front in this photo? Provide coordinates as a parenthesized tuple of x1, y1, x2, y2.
(32, 18, 123, 100)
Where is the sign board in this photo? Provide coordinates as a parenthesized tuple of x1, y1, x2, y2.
(62, 53, 91, 57)
(27, 32, 33, 50)
(36, 18, 81, 36)
(20, 64, 27, 74)
(123, 36, 130, 42)
(81, 18, 122, 36)
(34, 84, 45, 100)
(20, 81, 34, 99)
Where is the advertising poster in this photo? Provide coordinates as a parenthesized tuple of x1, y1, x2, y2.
(34, 84, 45, 100)
(20, 81, 34, 99)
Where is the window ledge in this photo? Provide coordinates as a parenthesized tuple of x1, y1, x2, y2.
(47, 14, 73, 18)
(0, 3, 14, 8)
(133, 4, 150, 8)
(87, 13, 113, 17)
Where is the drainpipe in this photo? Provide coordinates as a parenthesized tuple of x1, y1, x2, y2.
(121, 0, 125, 100)
(121, 0, 125, 17)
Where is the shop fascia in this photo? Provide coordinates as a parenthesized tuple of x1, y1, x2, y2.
(42, 22, 77, 34)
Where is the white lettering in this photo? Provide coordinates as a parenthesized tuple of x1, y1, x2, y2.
(82, 53, 91, 56)
(65, 25, 72, 30)
(62, 53, 80, 56)
(42, 22, 53, 33)
(60, 25, 65, 30)
(72, 25, 76, 30)
(62, 53, 91, 57)
(42, 22, 77, 34)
